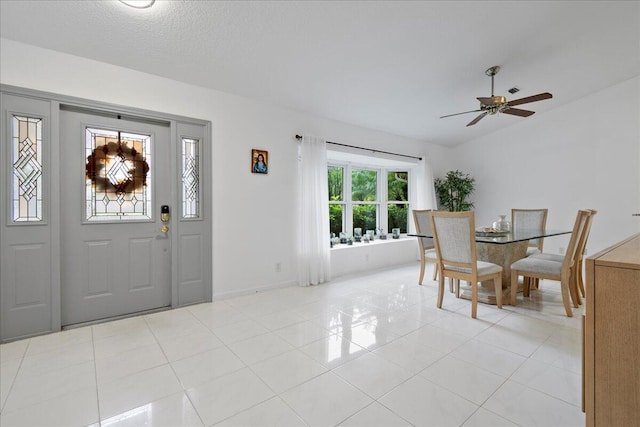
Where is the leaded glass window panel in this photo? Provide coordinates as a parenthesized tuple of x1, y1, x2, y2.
(85, 127, 151, 221)
(181, 137, 200, 219)
(11, 115, 43, 222)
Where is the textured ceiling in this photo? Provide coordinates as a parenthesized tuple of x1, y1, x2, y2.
(1, 1, 638, 146)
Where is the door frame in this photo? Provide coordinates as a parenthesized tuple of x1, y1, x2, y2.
(1, 84, 212, 339)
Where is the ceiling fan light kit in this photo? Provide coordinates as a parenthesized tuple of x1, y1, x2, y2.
(441, 65, 552, 127)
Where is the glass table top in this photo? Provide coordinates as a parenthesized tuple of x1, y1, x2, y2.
(409, 229, 571, 245)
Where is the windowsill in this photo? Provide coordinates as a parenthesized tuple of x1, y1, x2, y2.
(330, 235, 415, 250)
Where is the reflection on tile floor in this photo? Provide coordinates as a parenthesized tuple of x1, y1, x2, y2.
(0, 262, 586, 426)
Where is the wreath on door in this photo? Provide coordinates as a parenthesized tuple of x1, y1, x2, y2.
(86, 140, 149, 195)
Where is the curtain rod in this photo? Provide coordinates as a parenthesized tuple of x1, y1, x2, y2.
(295, 134, 422, 161)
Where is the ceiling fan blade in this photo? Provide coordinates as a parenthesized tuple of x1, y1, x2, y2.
(508, 92, 552, 106)
(466, 112, 488, 127)
(502, 108, 535, 117)
(440, 109, 482, 119)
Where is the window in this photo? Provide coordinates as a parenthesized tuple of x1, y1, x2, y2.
(352, 168, 378, 232)
(387, 171, 409, 233)
(328, 165, 344, 234)
(11, 115, 44, 222)
(328, 154, 414, 237)
(85, 127, 151, 221)
(181, 137, 200, 219)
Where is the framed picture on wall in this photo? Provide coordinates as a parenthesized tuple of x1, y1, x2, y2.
(251, 149, 268, 174)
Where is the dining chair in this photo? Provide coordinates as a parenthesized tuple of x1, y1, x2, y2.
(530, 209, 597, 305)
(512, 208, 548, 291)
(429, 211, 503, 319)
(510, 209, 590, 317)
(511, 208, 548, 256)
(412, 209, 439, 284)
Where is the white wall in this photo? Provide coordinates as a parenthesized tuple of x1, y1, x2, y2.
(0, 39, 448, 298)
(4, 39, 635, 298)
(449, 76, 640, 256)
(331, 238, 418, 278)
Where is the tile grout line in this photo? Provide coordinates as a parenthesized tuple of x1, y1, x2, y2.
(90, 326, 102, 426)
(0, 338, 30, 415)
(142, 311, 209, 427)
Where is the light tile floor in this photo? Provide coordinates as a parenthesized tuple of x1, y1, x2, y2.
(0, 262, 586, 426)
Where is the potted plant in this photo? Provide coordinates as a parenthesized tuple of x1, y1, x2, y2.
(434, 170, 475, 212)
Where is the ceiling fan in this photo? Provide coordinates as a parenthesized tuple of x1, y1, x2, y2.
(441, 66, 552, 127)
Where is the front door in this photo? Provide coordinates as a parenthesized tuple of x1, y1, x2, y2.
(59, 107, 172, 326)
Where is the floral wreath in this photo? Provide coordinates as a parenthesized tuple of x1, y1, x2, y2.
(86, 140, 149, 194)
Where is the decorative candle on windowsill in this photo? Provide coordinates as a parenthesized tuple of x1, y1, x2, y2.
(339, 232, 347, 244)
(392, 228, 401, 239)
(366, 230, 375, 241)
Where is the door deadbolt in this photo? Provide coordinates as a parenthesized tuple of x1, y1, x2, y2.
(161, 205, 170, 222)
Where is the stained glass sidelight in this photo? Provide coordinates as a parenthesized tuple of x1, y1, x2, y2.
(11, 115, 43, 222)
(181, 137, 200, 219)
(85, 127, 151, 221)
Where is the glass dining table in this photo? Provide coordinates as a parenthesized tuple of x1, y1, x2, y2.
(409, 229, 571, 305)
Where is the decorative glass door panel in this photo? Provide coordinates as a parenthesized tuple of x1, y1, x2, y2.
(181, 137, 200, 219)
(85, 127, 152, 221)
(11, 115, 43, 222)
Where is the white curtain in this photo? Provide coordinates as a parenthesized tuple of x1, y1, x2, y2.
(296, 135, 331, 286)
(416, 156, 437, 210)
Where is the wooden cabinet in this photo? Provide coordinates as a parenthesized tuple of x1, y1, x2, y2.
(584, 233, 640, 427)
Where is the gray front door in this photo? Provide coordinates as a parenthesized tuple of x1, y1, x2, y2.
(59, 107, 172, 326)
(2, 86, 211, 341)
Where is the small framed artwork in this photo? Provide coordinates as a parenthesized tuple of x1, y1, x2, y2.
(251, 149, 268, 174)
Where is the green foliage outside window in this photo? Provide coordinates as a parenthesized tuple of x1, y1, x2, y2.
(329, 204, 343, 235)
(388, 171, 409, 232)
(353, 204, 377, 230)
(328, 166, 344, 235)
(328, 166, 343, 201)
(351, 169, 377, 201)
(387, 172, 408, 201)
(388, 204, 408, 232)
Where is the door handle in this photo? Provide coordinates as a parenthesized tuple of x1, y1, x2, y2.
(161, 225, 169, 233)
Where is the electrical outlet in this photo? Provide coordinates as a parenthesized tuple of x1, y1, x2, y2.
(275, 262, 281, 272)
(558, 247, 565, 255)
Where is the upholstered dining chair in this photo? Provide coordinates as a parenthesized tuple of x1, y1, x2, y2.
(512, 208, 548, 256)
(412, 209, 439, 284)
(530, 209, 597, 305)
(429, 211, 503, 319)
(512, 208, 549, 291)
(510, 209, 590, 317)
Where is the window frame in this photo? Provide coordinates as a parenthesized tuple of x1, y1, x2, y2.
(328, 158, 415, 237)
